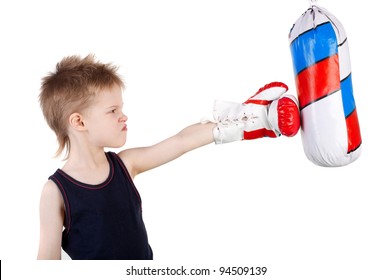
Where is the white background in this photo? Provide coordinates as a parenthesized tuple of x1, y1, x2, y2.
(1, 0, 389, 279)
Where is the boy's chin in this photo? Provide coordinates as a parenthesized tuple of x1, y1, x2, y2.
(109, 140, 126, 149)
(112, 143, 126, 149)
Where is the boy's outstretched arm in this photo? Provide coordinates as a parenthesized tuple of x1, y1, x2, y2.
(119, 122, 216, 178)
(120, 82, 301, 178)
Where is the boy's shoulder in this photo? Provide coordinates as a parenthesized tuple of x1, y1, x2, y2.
(39, 179, 64, 211)
(41, 179, 61, 197)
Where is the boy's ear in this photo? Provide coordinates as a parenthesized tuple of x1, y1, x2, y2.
(69, 113, 86, 131)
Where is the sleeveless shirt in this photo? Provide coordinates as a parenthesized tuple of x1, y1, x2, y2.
(49, 152, 153, 260)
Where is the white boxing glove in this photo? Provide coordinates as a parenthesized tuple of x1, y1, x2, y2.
(213, 82, 300, 144)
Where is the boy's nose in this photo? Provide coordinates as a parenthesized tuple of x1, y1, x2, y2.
(120, 113, 128, 122)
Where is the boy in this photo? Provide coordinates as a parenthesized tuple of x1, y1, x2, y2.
(37, 54, 299, 260)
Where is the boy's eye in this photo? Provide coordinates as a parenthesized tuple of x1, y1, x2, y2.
(111, 109, 116, 113)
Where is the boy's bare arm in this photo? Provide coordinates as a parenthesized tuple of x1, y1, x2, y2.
(118, 122, 216, 178)
(37, 180, 64, 260)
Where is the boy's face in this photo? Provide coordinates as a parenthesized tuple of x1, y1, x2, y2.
(82, 84, 128, 148)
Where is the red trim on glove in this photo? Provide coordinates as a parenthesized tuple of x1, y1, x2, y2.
(244, 82, 289, 105)
(243, 129, 277, 139)
(257, 81, 288, 93)
(244, 99, 272, 105)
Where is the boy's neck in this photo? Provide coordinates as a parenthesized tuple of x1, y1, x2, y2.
(65, 147, 107, 169)
(61, 148, 110, 185)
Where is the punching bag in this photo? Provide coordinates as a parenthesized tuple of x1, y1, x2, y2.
(289, 1, 362, 167)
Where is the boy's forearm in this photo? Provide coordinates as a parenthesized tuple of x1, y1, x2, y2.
(177, 122, 216, 153)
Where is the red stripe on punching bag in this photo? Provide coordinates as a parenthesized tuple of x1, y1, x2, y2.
(296, 54, 340, 109)
(346, 109, 362, 153)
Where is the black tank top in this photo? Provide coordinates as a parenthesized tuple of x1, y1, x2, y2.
(49, 152, 153, 260)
